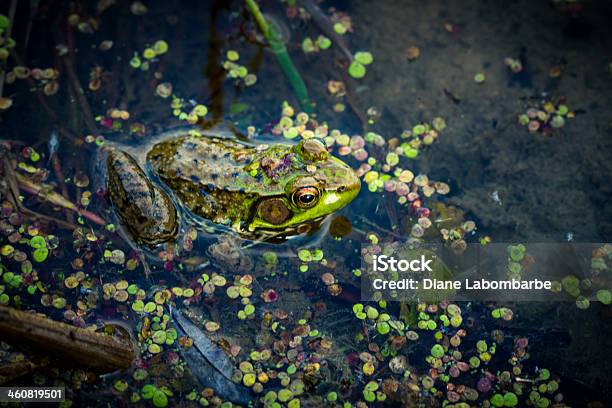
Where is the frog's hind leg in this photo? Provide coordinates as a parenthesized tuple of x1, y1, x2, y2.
(106, 150, 178, 247)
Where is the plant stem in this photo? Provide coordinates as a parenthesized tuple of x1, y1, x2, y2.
(244, 0, 312, 113)
(15, 172, 107, 226)
(245, 0, 269, 34)
(9, 49, 93, 151)
(51, 153, 75, 224)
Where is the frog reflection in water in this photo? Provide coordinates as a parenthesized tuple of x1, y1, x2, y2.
(106, 129, 361, 245)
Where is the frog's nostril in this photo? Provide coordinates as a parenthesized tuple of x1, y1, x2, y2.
(337, 185, 346, 193)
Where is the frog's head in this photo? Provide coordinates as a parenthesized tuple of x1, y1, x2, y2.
(248, 138, 360, 236)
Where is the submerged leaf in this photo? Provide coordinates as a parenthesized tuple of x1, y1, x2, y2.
(172, 308, 250, 404)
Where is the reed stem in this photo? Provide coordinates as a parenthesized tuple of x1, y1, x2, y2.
(244, 0, 312, 113)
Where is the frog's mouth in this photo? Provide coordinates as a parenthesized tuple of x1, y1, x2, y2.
(241, 214, 329, 243)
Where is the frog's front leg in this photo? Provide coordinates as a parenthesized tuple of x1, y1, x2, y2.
(107, 150, 178, 246)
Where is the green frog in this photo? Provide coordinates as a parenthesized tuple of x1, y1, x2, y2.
(106, 128, 360, 246)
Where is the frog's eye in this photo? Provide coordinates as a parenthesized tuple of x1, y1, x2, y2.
(292, 186, 320, 208)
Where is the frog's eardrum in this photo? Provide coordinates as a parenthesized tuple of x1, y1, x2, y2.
(257, 197, 291, 224)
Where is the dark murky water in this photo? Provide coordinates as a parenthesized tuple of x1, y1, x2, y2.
(1, 0, 611, 406)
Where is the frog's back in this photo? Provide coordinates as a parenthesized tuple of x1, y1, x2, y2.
(146, 134, 253, 188)
(146, 134, 276, 226)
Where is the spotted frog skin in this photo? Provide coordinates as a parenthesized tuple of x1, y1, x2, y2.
(106, 128, 360, 245)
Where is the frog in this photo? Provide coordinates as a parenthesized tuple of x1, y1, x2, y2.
(106, 127, 361, 246)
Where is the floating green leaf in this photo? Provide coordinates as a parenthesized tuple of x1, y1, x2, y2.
(33, 247, 49, 263)
(354, 51, 373, 65)
(349, 61, 366, 79)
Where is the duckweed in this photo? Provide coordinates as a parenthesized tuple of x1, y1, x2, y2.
(152, 390, 168, 408)
(348, 51, 373, 79)
(596, 289, 612, 304)
(430, 344, 444, 358)
(348, 61, 366, 78)
(278, 389, 293, 402)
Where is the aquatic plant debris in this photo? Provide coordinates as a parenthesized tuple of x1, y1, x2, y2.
(223, 50, 257, 86)
(130, 40, 168, 71)
(518, 97, 575, 135)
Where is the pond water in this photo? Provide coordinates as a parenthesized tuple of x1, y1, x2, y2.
(1, 0, 611, 407)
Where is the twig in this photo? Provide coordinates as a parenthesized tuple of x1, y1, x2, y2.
(21, 207, 80, 230)
(15, 172, 107, 226)
(356, 215, 405, 239)
(108, 2, 131, 108)
(384, 194, 400, 230)
(1, 153, 20, 208)
(299, 0, 368, 130)
(300, 0, 352, 62)
(204, 0, 228, 122)
(0, 0, 18, 98)
(9, 50, 94, 151)
(0, 305, 136, 373)
(137, 248, 151, 279)
(61, 56, 98, 134)
(22, 1, 38, 57)
(51, 153, 74, 223)
(66, 72, 83, 134)
(54, 15, 97, 134)
(2, 155, 90, 230)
